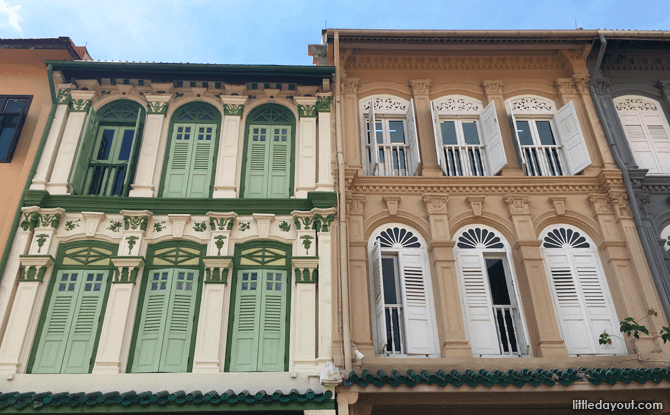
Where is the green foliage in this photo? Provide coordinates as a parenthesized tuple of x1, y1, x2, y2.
(661, 327, 670, 344)
(620, 317, 649, 339)
(599, 331, 612, 345)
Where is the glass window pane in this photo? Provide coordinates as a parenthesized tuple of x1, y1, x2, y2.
(375, 121, 383, 144)
(515, 121, 534, 146)
(96, 129, 115, 160)
(381, 257, 398, 304)
(388, 121, 405, 144)
(462, 121, 480, 145)
(4, 99, 25, 112)
(117, 129, 135, 161)
(486, 259, 511, 305)
(536, 121, 556, 145)
(0, 114, 19, 161)
(440, 121, 458, 145)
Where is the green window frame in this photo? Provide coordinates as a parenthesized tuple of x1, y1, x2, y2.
(225, 241, 292, 372)
(240, 104, 296, 199)
(27, 241, 117, 374)
(159, 102, 221, 198)
(127, 241, 205, 373)
(71, 100, 145, 197)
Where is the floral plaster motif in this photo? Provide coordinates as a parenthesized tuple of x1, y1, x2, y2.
(615, 98, 658, 112)
(362, 98, 407, 113)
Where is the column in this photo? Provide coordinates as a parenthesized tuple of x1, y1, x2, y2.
(31, 85, 74, 190)
(129, 94, 171, 197)
(46, 90, 96, 195)
(421, 194, 471, 357)
(314, 208, 336, 363)
(503, 194, 568, 357)
(92, 257, 144, 374)
(291, 257, 319, 370)
(315, 93, 334, 191)
(295, 97, 318, 198)
(213, 96, 246, 198)
(409, 79, 440, 176)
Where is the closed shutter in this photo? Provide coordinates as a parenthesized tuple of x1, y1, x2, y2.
(229, 270, 262, 372)
(406, 99, 421, 176)
(268, 126, 291, 198)
(555, 101, 591, 174)
(159, 269, 199, 372)
(398, 249, 437, 355)
(71, 107, 99, 195)
(257, 270, 287, 371)
(32, 271, 83, 373)
(163, 124, 195, 198)
(430, 101, 447, 175)
(244, 126, 270, 198)
(369, 241, 387, 354)
(505, 100, 527, 174)
(456, 252, 500, 356)
(132, 270, 171, 372)
(186, 125, 216, 198)
(60, 270, 109, 373)
(369, 101, 379, 175)
(480, 100, 507, 175)
(642, 114, 670, 174)
(619, 114, 657, 172)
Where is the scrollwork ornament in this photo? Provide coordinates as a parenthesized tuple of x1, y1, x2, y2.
(340, 77, 359, 94)
(615, 98, 658, 112)
(572, 74, 590, 94)
(409, 79, 431, 95)
(345, 193, 365, 216)
(482, 80, 504, 96)
(147, 101, 169, 115)
(435, 98, 482, 114)
(422, 194, 449, 214)
(607, 193, 632, 218)
(362, 97, 407, 113)
(503, 194, 530, 215)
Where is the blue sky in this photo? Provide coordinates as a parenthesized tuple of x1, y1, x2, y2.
(1, 0, 669, 65)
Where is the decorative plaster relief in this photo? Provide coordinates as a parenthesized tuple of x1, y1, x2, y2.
(509, 97, 555, 114)
(434, 97, 482, 115)
(503, 194, 531, 215)
(340, 77, 359, 94)
(345, 193, 366, 216)
(588, 194, 613, 215)
(422, 193, 449, 215)
(482, 80, 504, 96)
(409, 79, 431, 95)
(361, 97, 407, 113)
(615, 98, 658, 112)
(607, 192, 632, 219)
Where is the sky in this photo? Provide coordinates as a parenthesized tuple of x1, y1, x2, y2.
(1, 0, 670, 65)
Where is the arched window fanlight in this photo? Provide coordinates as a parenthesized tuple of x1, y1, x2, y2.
(247, 106, 292, 123)
(98, 101, 141, 121)
(174, 105, 218, 122)
(457, 228, 504, 249)
(542, 228, 590, 249)
(378, 227, 421, 248)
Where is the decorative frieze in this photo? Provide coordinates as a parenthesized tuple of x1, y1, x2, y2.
(615, 98, 658, 112)
(409, 79, 431, 95)
(292, 257, 319, 284)
(422, 193, 449, 215)
(346, 55, 563, 71)
(434, 97, 482, 114)
(503, 194, 530, 215)
(509, 97, 555, 114)
(110, 257, 144, 284)
(18, 255, 54, 283)
(202, 256, 233, 284)
(362, 97, 407, 113)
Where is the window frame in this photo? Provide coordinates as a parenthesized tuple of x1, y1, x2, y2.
(0, 95, 32, 163)
(437, 116, 487, 176)
(364, 115, 411, 176)
(513, 116, 566, 177)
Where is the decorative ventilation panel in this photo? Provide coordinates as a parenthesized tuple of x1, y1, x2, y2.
(362, 98, 407, 113)
(378, 227, 421, 248)
(457, 228, 504, 249)
(543, 228, 590, 249)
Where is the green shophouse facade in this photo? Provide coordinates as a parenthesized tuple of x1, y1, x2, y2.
(0, 61, 340, 413)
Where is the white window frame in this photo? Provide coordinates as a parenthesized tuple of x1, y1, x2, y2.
(365, 116, 411, 176)
(661, 224, 670, 254)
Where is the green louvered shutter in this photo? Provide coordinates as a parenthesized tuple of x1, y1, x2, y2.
(229, 270, 262, 372)
(163, 124, 194, 198)
(244, 126, 270, 198)
(32, 271, 83, 373)
(60, 270, 109, 373)
(132, 270, 171, 373)
(186, 125, 216, 198)
(257, 270, 287, 371)
(71, 108, 99, 195)
(268, 126, 291, 198)
(158, 269, 199, 372)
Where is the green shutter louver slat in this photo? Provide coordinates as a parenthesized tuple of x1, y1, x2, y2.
(268, 126, 290, 198)
(229, 270, 262, 372)
(60, 270, 109, 373)
(243, 126, 270, 198)
(132, 270, 171, 373)
(257, 270, 287, 371)
(158, 269, 199, 372)
(163, 124, 194, 198)
(71, 107, 99, 195)
(32, 271, 83, 373)
(185, 124, 215, 198)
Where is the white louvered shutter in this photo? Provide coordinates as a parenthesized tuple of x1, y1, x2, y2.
(642, 114, 670, 174)
(406, 99, 421, 176)
(505, 100, 527, 174)
(456, 251, 500, 356)
(369, 101, 379, 175)
(369, 241, 387, 354)
(430, 101, 447, 175)
(399, 249, 437, 355)
(619, 114, 659, 173)
(186, 125, 215, 198)
(480, 100, 507, 175)
(555, 101, 591, 174)
(163, 124, 194, 198)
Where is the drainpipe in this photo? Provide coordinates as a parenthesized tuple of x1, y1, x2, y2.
(589, 33, 670, 319)
(0, 65, 58, 280)
(334, 31, 353, 372)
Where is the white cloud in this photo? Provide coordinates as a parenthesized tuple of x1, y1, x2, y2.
(0, 0, 22, 32)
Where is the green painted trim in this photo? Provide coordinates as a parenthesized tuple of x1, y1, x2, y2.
(297, 104, 317, 118)
(239, 104, 296, 199)
(223, 103, 244, 116)
(26, 240, 118, 374)
(307, 191, 337, 208)
(56, 88, 71, 105)
(17, 255, 54, 283)
(157, 102, 222, 198)
(23, 191, 335, 214)
(126, 240, 206, 373)
(69, 99, 91, 112)
(146, 101, 168, 115)
(315, 95, 332, 112)
(225, 240, 292, 372)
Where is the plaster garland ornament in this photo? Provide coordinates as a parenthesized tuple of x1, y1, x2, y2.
(362, 97, 407, 113)
(422, 193, 449, 214)
(300, 235, 314, 254)
(239, 222, 250, 232)
(435, 98, 482, 114)
(152, 221, 166, 233)
(615, 98, 658, 112)
(482, 80, 504, 96)
(409, 79, 431, 95)
(503, 194, 531, 215)
(588, 194, 613, 215)
(214, 235, 227, 256)
(193, 222, 208, 232)
(107, 220, 122, 232)
(35, 234, 48, 253)
(510, 97, 554, 114)
(64, 220, 81, 231)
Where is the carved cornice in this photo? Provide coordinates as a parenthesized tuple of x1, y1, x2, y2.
(345, 192, 366, 216)
(482, 80, 503, 96)
(409, 79, 431, 95)
(341, 77, 359, 94)
(602, 54, 670, 71)
(503, 194, 530, 215)
(422, 193, 449, 215)
(345, 55, 563, 71)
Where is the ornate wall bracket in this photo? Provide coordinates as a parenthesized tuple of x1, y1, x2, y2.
(81, 212, 106, 237)
(292, 257, 319, 284)
(110, 257, 144, 284)
(202, 256, 233, 284)
(466, 196, 485, 217)
(383, 196, 401, 216)
(18, 255, 54, 283)
(548, 196, 567, 216)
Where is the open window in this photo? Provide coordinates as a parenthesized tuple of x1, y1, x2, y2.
(454, 226, 530, 357)
(369, 224, 439, 357)
(0, 95, 31, 163)
(614, 96, 670, 175)
(430, 96, 506, 176)
(360, 96, 421, 176)
(506, 96, 591, 176)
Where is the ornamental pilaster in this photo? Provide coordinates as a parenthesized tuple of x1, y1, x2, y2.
(409, 79, 431, 96)
(119, 210, 152, 256)
(555, 78, 578, 105)
(292, 210, 318, 256)
(409, 79, 442, 175)
(212, 95, 247, 198)
(295, 97, 318, 197)
(482, 80, 504, 101)
(607, 192, 633, 220)
(316, 92, 334, 191)
(312, 207, 336, 363)
(292, 255, 319, 369)
(28, 208, 64, 255)
(207, 211, 237, 256)
(340, 77, 359, 95)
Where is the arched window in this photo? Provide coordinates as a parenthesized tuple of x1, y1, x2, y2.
(368, 224, 439, 356)
(540, 225, 626, 355)
(614, 96, 670, 175)
(453, 226, 529, 357)
(360, 96, 421, 177)
(71, 100, 145, 196)
(506, 96, 591, 176)
(430, 95, 506, 176)
(661, 224, 670, 254)
(161, 102, 221, 198)
(129, 242, 205, 373)
(29, 241, 117, 374)
(226, 242, 292, 372)
(240, 104, 295, 199)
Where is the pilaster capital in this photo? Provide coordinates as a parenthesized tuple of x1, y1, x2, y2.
(35, 208, 65, 230)
(313, 207, 336, 233)
(56, 84, 75, 105)
(19, 207, 41, 232)
(207, 211, 237, 231)
(120, 210, 152, 232)
(572, 74, 590, 94)
(345, 192, 366, 216)
(18, 255, 54, 283)
(295, 97, 318, 118)
(422, 193, 449, 215)
(291, 210, 317, 231)
(69, 90, 96, 112)
(594, 77, 611, 95)
(340, 77, 359, 94)
(220, 95, 246, 116)
(658, 80, 670, 96)
(637, 193, 651, 216)
(202, 256, 233, 284)
(110, 257, 144, 284)
(482, 80, 504, 97)
(292, 257, 319, 283)
(588, 194, 613, 215)
(503, 194, 530, 215)
(315, 93, 332, 113)
(409, 79, 431, 95)
(144, 94, 171, 115)
(555, 78, 578, 97)
(607, 192, 632, 219)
